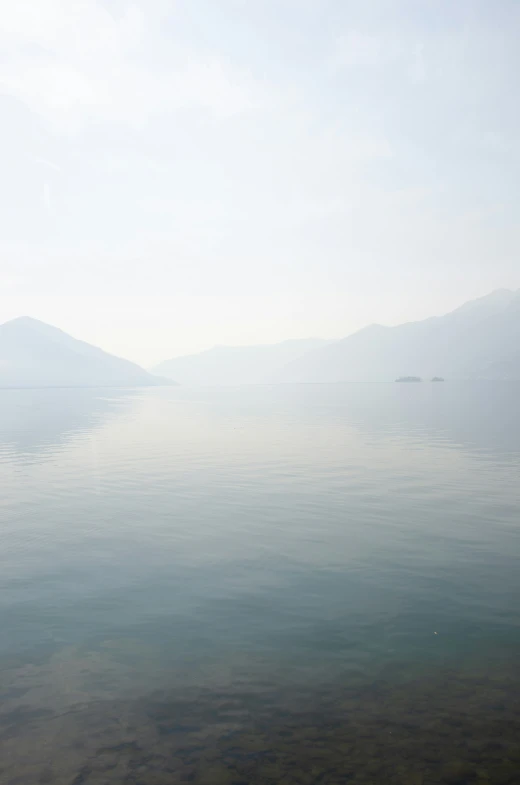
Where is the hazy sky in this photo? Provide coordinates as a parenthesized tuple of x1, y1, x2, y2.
(1, 0, 519, 366)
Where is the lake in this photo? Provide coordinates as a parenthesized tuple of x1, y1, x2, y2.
(0, 382, 519, 784)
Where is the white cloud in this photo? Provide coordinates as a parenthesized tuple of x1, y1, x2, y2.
(331, 30, 404, 69)
(33, 157, 62, 172)
(330, 28, 427, 84)
(42, 182, 52, 214)
(0, 0, 259, 131)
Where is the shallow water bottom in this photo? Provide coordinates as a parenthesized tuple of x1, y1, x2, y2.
(1, 646, 519, 785)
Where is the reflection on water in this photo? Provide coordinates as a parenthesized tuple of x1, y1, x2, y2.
(0, 383, 519, 783)
(0, 387, 135, 456)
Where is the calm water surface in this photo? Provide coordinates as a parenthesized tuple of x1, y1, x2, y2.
(0, 383, 519, 784)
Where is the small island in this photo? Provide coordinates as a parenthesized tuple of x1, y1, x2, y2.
(395, 376, 422, 382)
(431, 376, 445, 382)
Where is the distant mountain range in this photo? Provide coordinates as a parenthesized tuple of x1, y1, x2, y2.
(152, 338, 328, 386)
(0, 317, 170, 389)
(153, 289, 520, 385)
(4, 289, 520, 389)
(276, 289, 520, 383)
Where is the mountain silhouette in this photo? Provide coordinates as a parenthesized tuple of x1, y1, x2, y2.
(0, 317, 171, 388)
(152, 338, 328, 386)
(275, 289, 520, 383)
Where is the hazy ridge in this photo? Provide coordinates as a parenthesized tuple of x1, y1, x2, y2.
(0, 317, 171, 389)
(152, 338, 329, 386)
(3, 289, 520, 388)
(275, 289, 520, 383)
